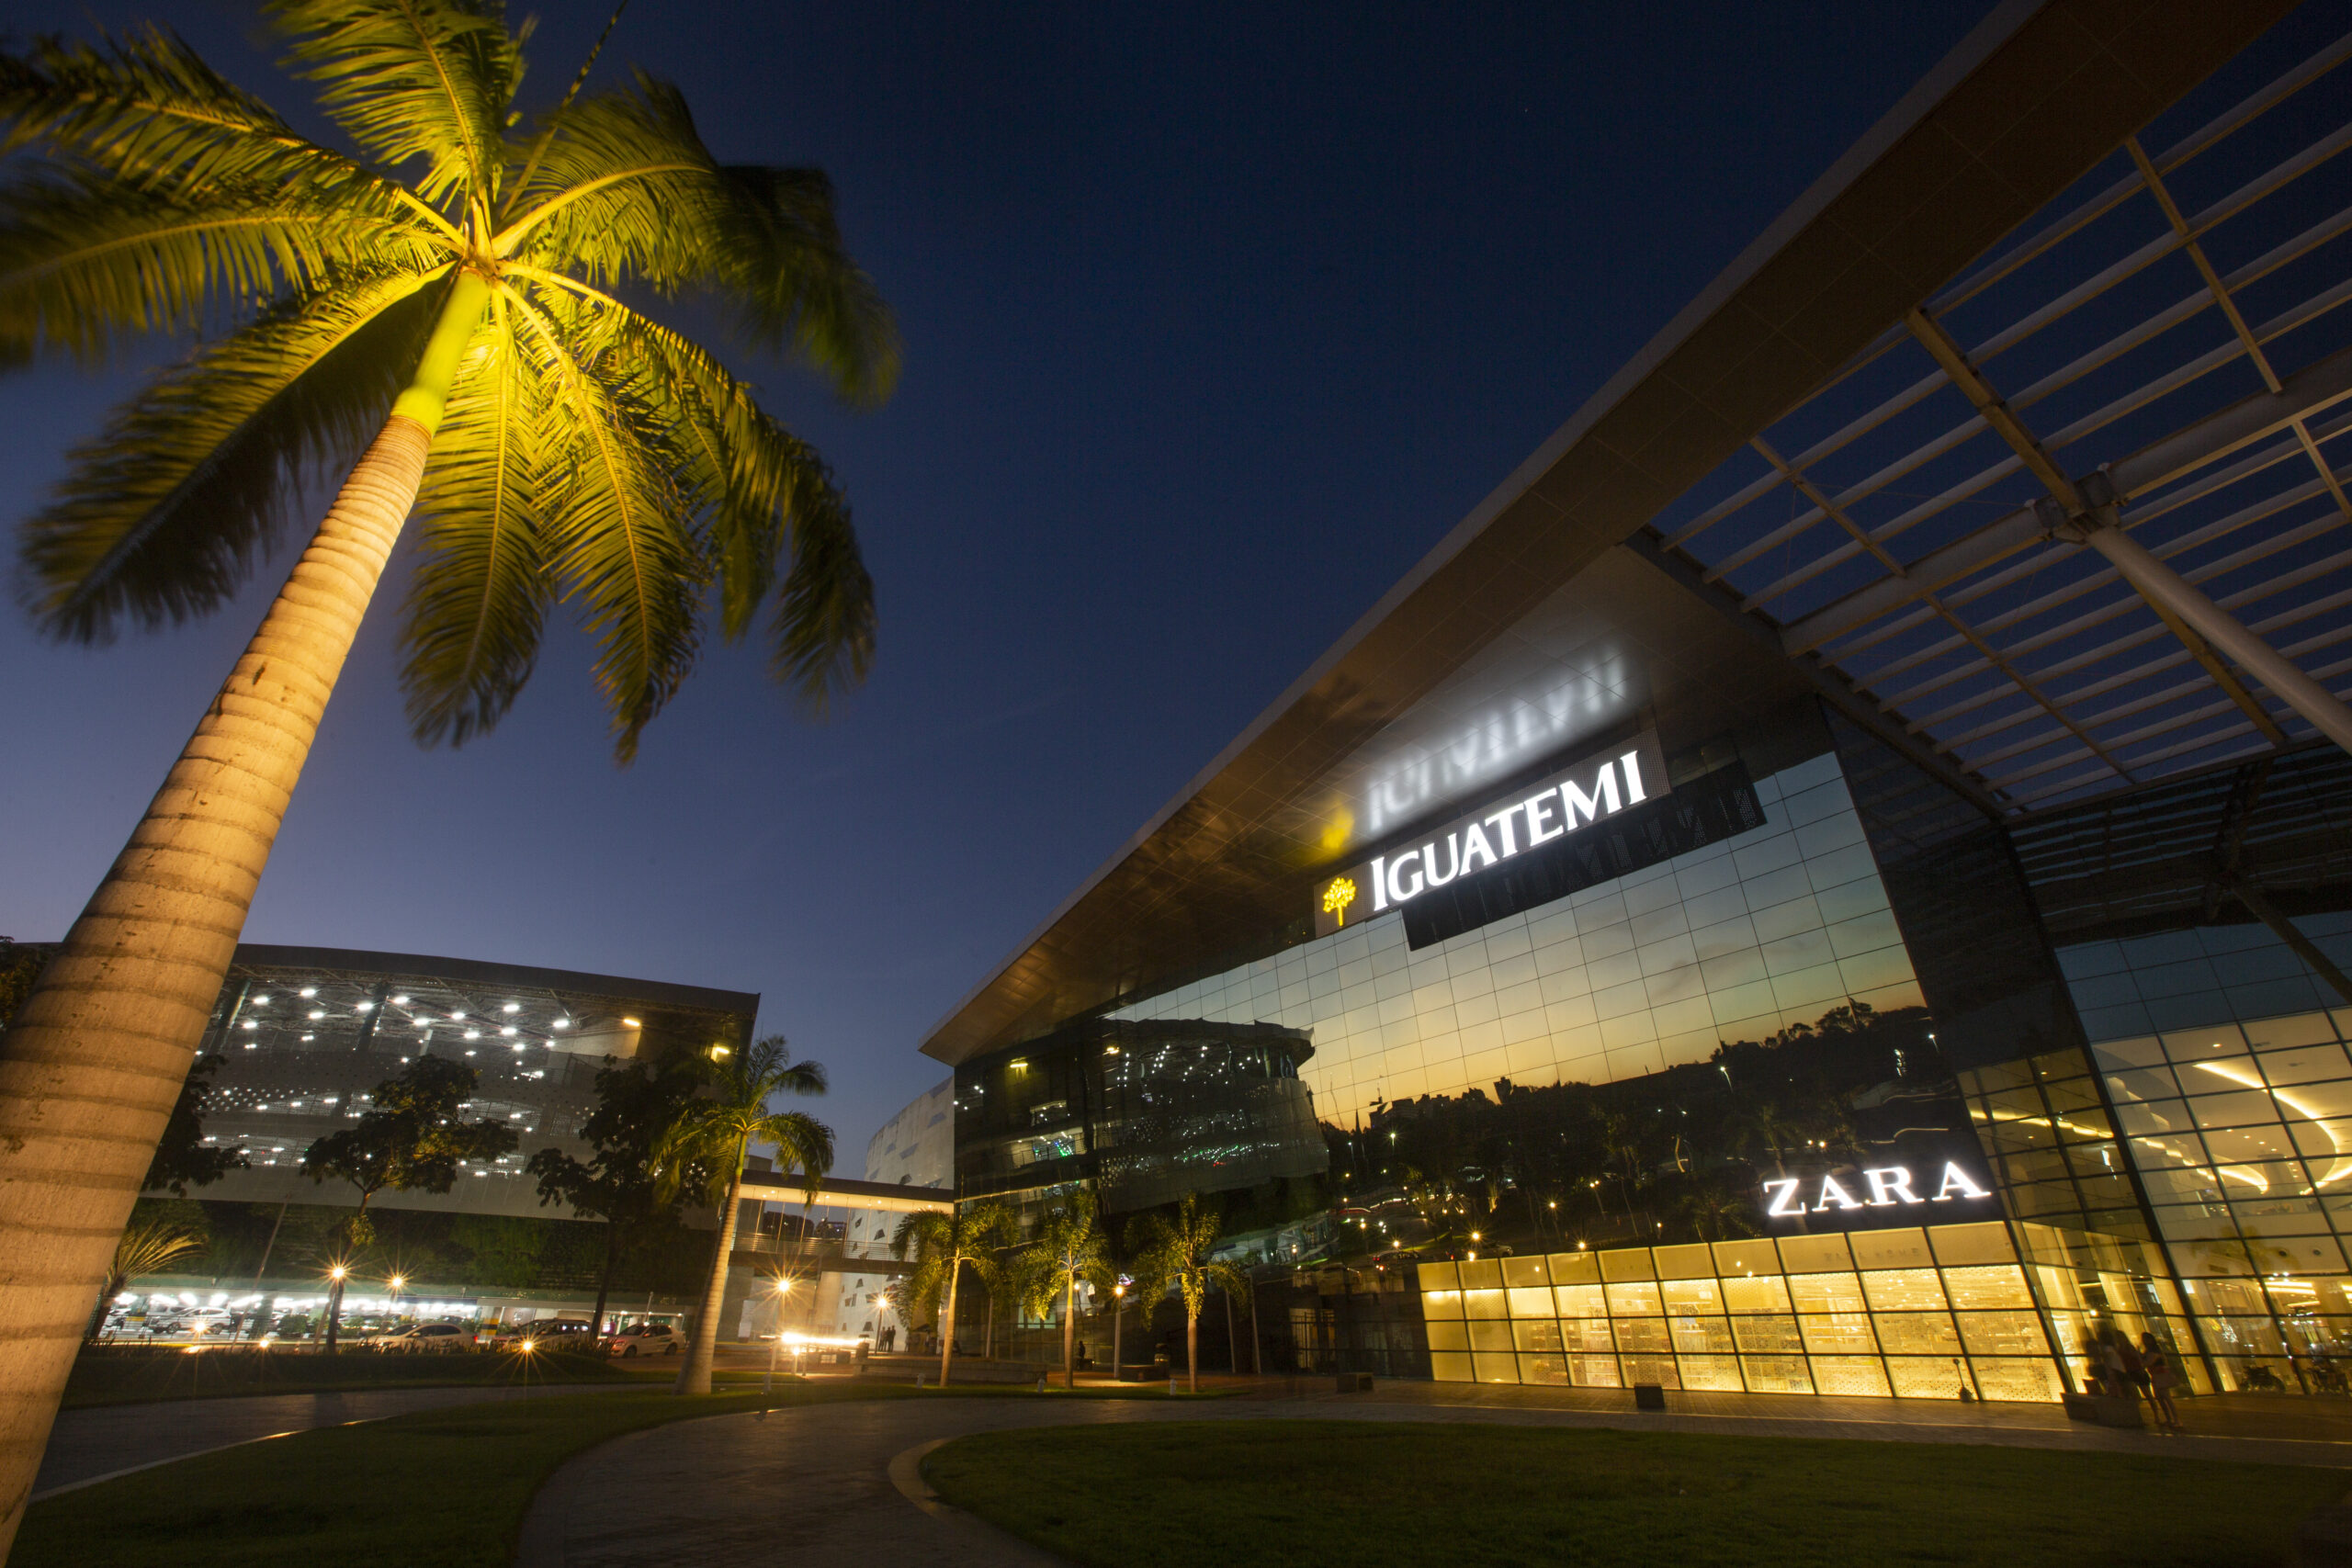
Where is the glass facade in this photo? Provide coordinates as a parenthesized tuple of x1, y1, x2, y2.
(194, 947, 757, 1218)
(1419, 1222, 2067, 1402)
(956, 1018, 1327, 1214)
(1115, 750, 1925, 1126)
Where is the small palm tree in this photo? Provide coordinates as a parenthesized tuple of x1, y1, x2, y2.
(85, 1218, 206, 1341)
(654, 1037, 831, 1395)
(1016, 1191, 1109, 1390)
(1131, 1194, 1249, 1394)
(892, 1200, 1013, 1388)
(0, 0, 891, 1521)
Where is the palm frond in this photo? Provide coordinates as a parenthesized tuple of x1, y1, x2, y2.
(497, 75, 898, 402)
(16, 266, 447, 640)
(0, 167, 440, 366)
(507, 268, 874, 714)
(0, 27, 462, 243)
(267, 0, 517, 213)
(401, 291, 549, 746)
(500, 283, 702, 762)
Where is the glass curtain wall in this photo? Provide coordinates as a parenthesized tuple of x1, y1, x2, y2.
(1419, 1222, 2066, 1402)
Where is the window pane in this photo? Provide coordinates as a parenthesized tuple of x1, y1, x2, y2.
(1662, 1278, 1724, 1314)
(1468, 1319, 1513, 1353)
(1554, 1284, 1606, 1318)
(1941, 1264, 2033, 1309)
(1506, 1286, 1553, 1319)
(1677, 1353, 1743, 1391)
(1614, 1318, 1670, 1354)
(1732, 1314, 1803, 1353)
(1512, 1318, 1564, 1353)
(1788, 1272, 1867, 1313)
(1798, 1314, 1879, 1354)
(1605, 1281, 1662, 1316)
(1873, 1313, 1962, 1355)
(1860, 1269, 1948, 1311)
(1721, 1274, 1792, 1313)
(1471, 1351, 1519, 1384)
(1739, 1354, 1813, 1393)
(1955, 1310, 2048, 1357)
(1563, 1318, 1615, 1352)
(1464, 1289, 1508, 1320)
(1620, 1353, 1679, 1388)
(1430, 1350, 1472, 1382)
(1807, 1355, 1889, 1397)
(1423, 1289, 1464, 1319)
(1568, 1352, 1621, 1387)
(1425, 1322, 1467, 1352)
(1519, 1352, 1569, 1385)
(1887, 1357, 1971, 1398)
(1668, 1316, 1736, 1354)
(1971, 1359, 2062, 1403)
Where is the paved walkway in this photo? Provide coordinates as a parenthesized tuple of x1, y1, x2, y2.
(518, 1382, 2352, 1567)
(33, 1382, 624, 1500)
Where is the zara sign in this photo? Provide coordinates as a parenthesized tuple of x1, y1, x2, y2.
(1313, 730, 1670, 935)
(1761, 1164, 1994, 1219)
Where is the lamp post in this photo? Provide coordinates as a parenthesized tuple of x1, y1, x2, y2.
(763, 1278, 793, 1395)
(388, 1273, 405, 1331)
(324, 1264, 348, 1353)
(1112, 1280, 1125, 1384)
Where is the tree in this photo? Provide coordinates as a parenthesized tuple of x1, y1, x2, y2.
(1131, 1194, 1250, 1394)
(85, 1216, 206, 1342)
(891, 1200, 1013, 1389)
(0, 4, 895, 1533)
(526, 1053, 703, 1339)
(301, 1054, 516, 1349)
(653, 1036, 831, 1396)
(1016, 1191, 1109, 1390)
(142, 1052, 246, 1197)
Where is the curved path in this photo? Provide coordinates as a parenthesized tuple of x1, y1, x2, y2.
(517, 1387, 2352, 1568)
(34, 1382, 627, 1500)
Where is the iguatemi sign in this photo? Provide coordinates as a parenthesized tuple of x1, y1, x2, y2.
(1313, 730, 1670, 936)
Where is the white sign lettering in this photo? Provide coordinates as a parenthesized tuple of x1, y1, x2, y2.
(1759, 1163, 1993, 1219)
(1313, 731, 1668, 934)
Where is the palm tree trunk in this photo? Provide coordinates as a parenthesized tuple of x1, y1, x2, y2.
(1186, 1309, 1199, 1394)
(676, 1162, 744, 1395)
(937, 1259, 961, 1388)
(0, 271, 487, 1560)
(1062, 1275, 1076, 1390)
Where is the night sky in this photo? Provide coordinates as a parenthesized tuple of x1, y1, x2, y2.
(0, 2, 1994, 1156)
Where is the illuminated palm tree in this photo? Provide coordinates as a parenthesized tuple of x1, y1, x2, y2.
(1016, 1190, 1109, 1390)
(1132, 1194, 1249, 1394)
(0, 3, 891, 1532)
(892, 1200, 1013, 1388)
(654, 1037, 832, 1395)
(84, 1218, 206, 1342)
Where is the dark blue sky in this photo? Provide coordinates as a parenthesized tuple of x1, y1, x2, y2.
(0, 2, 1992, 1155)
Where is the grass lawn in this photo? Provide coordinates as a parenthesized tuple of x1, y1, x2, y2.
(924, 1420, 2348, 1568)
(62, 1348, 626, 1407)
(17, 1382, 1175, 1568)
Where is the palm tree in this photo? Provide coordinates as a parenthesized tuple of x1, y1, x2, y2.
(1131, 1194, 1249, 1394)
(653, 1037, 831, 1396)
(892, 1200, 1013, 1388)
(1016, 1191, 1109, 1390)
(85, 1217, 206, 1342)
(0, 3, 892, 1532)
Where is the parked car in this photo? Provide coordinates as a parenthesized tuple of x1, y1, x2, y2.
(493, 1321, 599, 1352)
(605, 1321, 683, 1357)
(364, 1322, 473, 1354)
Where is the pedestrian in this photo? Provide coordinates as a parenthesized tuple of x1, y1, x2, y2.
(2117, 1331, 2150, 1405)
(2140, 1333, 2184, 1432)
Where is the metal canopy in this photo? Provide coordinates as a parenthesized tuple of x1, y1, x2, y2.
(1652, 16, 2352, 814)
(922, 0, 2307, 1067)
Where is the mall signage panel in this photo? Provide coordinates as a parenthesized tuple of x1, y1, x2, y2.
(1760, 1163, 1994, 1218)
(1313, 731, 1669, 938)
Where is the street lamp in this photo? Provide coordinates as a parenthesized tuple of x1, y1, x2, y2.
(1112, 1280, 1126, 1385)
(764, 1278, 794, 1394)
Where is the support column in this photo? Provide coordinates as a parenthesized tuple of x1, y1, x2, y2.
(2044, 491, 2352, 756)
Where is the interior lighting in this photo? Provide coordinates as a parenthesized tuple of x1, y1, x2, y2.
(465, 1031, 481, 1041)
(308, 1010, 325, 1021)
(242, 1021, 258, 1031)
(623, 1018, 641, 1028)
(451, 1011, 467, 1021)
(391, 995, 410, 1005)
(253, 995, 272, 1005)
(501, 1026, 517, 1037)
(300, 987, 317, 998)
(503, 1002, 520, 1013)
(551, 1020, 569, 1031)
(356, 1000, 374, 1011)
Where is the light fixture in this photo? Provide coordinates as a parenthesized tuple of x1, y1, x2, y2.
(253, 995, 272, 1005)
(308, 1010, 325, 1021)
(710, 1044, 730, 1059)
(242, 1021, 258, 1032)
(551, 1020, 570, 1031)
(501, 1026, 517, 1038)
(390, 1275, 405, 1290)
(503, 1002, 520, 1014)
(391, 995, 410, 1006)
(356, 1000, 374, 1011)
(330, 1266, 346, 1281)
(623, 1018, 641, 1028)
(300, 987, 317, 998)
(465, 1031, 481, 1041)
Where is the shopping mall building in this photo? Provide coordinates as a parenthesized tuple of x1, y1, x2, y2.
(919, 0, 2352, 1402)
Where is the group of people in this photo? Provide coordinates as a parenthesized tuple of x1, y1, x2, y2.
(2083, 1326, 2184, 1431)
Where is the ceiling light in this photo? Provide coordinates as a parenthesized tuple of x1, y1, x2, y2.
(300, 987, 317, 998)
(451, 1010, 467, 1021)
(552, 1020, 569, 1031)
(308, 1010, 325, 1021)
(623, 1018, 641, 1028)
(501, 1026, 517, 1038)
(391, 995, 410, 1005)
(503, 1002, 520, 1014)
(253, 995, 272, 1005)
(356, 1001, 374, 1011)
(465, 1031, 481, 1041)
(242, 1021, 258, 1032)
